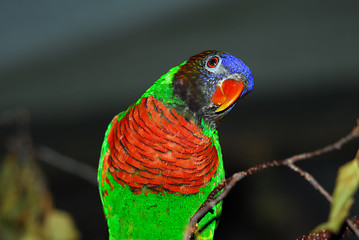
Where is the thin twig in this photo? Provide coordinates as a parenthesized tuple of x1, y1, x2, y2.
(286, 162, 333, 202)
(346, 219, 359, 238)
(185, 173, 244, 240)
(1, 109, 98, 186)
(287, 120, 359, 164)
(184, 122, 359, 239)
(36, 145, 98, 185)
(184, 160, 282, 240)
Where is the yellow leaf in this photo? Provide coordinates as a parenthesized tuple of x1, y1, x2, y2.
(314, 149, 359, 233)
(44, 210, 80, 240)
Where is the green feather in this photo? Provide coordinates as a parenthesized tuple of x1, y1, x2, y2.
(98, 61, 224, 240)
(138, 61, 186, 106)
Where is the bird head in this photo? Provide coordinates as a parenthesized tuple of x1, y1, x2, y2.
(172, 50, 254, 128)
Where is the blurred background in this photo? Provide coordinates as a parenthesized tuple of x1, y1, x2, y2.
(1, 0, 359, 239)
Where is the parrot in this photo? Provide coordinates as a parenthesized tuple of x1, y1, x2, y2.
(98, 50, 254, 240)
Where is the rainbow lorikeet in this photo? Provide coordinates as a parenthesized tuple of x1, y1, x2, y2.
(98, 50, 254, 239)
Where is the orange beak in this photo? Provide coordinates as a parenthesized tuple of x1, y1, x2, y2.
(211, 79, 245, 113)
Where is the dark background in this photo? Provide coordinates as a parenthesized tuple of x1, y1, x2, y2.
(1, 1, 359, 239)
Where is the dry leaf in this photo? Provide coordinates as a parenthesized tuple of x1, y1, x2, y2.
(314, 149, 359, 233)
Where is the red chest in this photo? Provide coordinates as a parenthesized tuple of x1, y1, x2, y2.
(106, 96, 219, 195)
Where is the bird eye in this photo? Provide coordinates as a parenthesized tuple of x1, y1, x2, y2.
(207, 56, 219, 68)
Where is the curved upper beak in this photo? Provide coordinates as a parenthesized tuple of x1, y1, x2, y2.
(211, 79, 245, 113)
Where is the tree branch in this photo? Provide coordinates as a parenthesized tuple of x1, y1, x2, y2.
(184, 121, 359, 239)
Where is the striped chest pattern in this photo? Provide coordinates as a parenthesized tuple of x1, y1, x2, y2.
(104, 96, 219, 195)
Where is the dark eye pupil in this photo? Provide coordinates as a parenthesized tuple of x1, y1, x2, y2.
(207, 57, 218, 68)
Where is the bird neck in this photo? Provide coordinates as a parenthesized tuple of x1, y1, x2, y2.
(138, 63, 217, 134)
